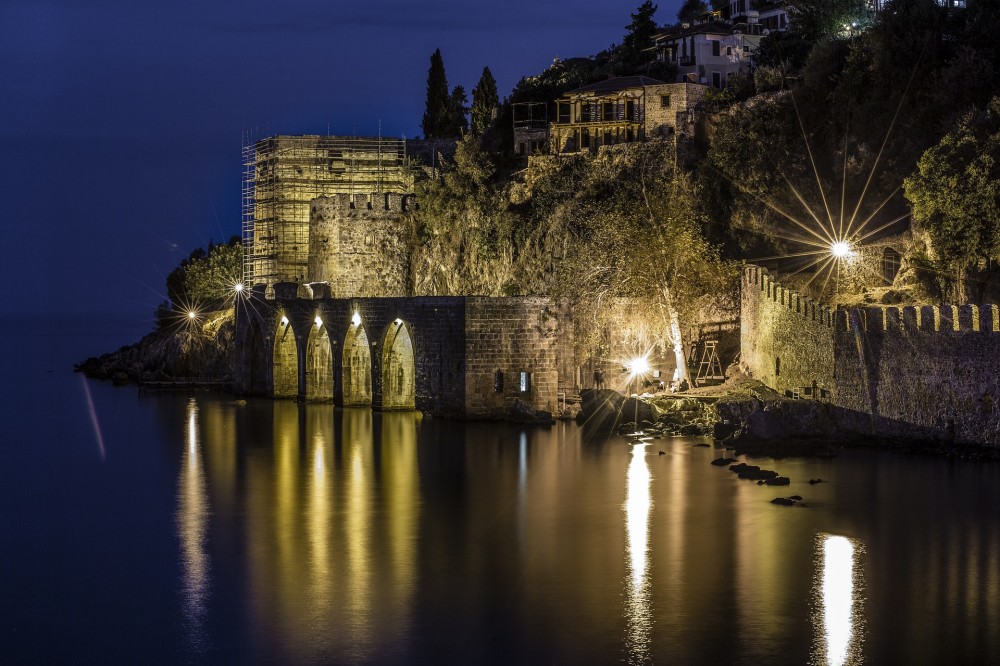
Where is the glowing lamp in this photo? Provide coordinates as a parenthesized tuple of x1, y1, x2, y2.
(351, 312, 361, 327)
(831, 241, 853, 258)
(234, 283, 244, 293)
(394, 318, 402, 325)
(187, 311, 197, 320)
(314, 316, 323, 327)
(629, 356, 650, 375)
(280, 316, 289, 326)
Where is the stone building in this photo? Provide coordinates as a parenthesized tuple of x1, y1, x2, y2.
(242, 135, 412, 290)
(548, 77, 708, 153)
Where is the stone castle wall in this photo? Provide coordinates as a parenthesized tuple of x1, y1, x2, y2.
(644, 83, 707, 138)
(308, 193, 415, 297)
(742, 265, 1000, 446)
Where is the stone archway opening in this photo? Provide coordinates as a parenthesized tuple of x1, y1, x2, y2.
(305, 316, 333, 401)
(273, 314, 299, 398)
(342, 322, 372, 406)
(881, 247, 902, 285)
(382, 319, 415, 410)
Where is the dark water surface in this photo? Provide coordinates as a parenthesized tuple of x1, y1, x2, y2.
(3, 319, 999, 664)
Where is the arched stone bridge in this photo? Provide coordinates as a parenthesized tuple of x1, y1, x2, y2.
(234, 283, 569, 418)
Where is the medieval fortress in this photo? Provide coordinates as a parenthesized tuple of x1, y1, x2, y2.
(234, 133, 1000, 445)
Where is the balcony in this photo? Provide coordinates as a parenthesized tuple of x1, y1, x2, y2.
(680, 55, 696, 67)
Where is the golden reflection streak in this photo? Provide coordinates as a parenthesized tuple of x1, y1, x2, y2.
(813, 534, 865, 666)
(178, 398, 210, 646)
(624, 444, 652, 662)
(308, 427, 331, 622)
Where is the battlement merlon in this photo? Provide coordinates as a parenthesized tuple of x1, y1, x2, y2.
(311, 192, 417, 213)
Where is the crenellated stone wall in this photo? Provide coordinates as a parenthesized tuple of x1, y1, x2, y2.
(308, 193, 415, 297)
(742, 265, 1000, 446)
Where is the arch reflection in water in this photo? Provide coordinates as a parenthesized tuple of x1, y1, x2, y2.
(624, 443, 652, 662)
(178, 398, 210, 651)
(812, 533, 866, 666)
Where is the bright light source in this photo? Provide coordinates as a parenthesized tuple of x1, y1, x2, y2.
(280, 316, 288, 326)
(394, 318, 402, 325)
(187, 311, 197, 320)
(233, 283, 244, 293)
(351, 312, 361, 327)
(314, 316, 323, 327)
(831, 241, 853, 258)
(629, 356, 650, 375)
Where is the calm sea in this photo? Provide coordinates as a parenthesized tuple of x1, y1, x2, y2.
(2, 316, 998, 664)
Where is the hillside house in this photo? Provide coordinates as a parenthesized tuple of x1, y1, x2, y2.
(548, 77, 708, 154)
(651, 21, 760, 88)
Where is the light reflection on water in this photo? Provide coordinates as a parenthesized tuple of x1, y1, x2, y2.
(177, 398, 210, 654)
(156, 396, 1000, 664)
(812, 534, 865, 666)
(624, 443, 652, 663)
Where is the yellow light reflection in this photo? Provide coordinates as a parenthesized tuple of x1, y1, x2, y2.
(178, 398, 210, 649)
(813, 533, 866, 666)
(624, 443, 652, 661)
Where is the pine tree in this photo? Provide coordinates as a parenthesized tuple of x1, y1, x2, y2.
(470, 67, 499, 136)
(422, 49, 451, 140)
(677, 0, 707, 23)
(622, 2, 659, 68)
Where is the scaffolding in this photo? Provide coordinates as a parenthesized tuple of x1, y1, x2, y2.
(241, 134, 410, 288)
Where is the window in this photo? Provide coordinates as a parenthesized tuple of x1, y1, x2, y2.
(494, 371, 504, 393)
(712, 40, 720, 57)
(775, 357, 781, 377)
(726, 46, 732, 56)
(660, 95, 671, 108)
(882, 247, 902, 284)
(364, 233, 375, 246)
(519, 371, 532, 393)
(712, 71, 722, 88)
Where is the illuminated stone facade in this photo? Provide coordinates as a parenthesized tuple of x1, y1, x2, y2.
(742, 265, 1000, 445)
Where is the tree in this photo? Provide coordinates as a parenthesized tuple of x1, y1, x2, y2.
(165, 237, 243, 312)
(677, 0, 707, 23)
(904, 99, 1000, 300)
(470, 67, 499, 136)
(447, 85, 469, 137)
(787, 0, 873, 42)
(621, 2, 659, 68)
(422, 49, 451, 139)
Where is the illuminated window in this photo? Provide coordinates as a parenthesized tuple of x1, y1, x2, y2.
(519, 371, 531, 393)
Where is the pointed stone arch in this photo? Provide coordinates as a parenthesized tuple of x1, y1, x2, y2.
(342, 321, 372, 406)
(382, 319, 415, 410)
(273, 314, 299, 398)
(305, 316, 333, 401)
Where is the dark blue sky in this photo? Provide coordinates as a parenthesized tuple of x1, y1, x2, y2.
(1, 0, 682, 318)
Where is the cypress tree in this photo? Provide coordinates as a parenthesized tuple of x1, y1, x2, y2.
(470, 67, 499, 136)
(447, 85, 469, 137)
(422, 49, 450, 140)
(622, 2, 659, 67)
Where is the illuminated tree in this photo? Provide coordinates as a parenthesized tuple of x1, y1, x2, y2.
(904, 99, 1000, 300)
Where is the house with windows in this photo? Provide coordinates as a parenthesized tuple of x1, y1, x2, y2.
(651, 21, 761, 88)
(725, 1, 790, 34)
(548, 76, 708, 154)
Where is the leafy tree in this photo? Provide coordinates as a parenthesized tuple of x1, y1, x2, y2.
(904, 99, 1000, 300)
(165, 237, 243, 312)
(470, 67, 499, 136)
(677, 0, 707, 23)
(621, 2, 659, 68)
(422, 49, 451, 139)
(787, 0, 873, 42)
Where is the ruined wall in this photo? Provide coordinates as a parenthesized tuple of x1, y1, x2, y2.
(463, 297, 563, 418)
(742, 265, 1000, 446)
(308, 193, 414, 297)
(741, 266, 836, 397)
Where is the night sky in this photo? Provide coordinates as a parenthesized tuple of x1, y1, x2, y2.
(1, 0, 683, 320)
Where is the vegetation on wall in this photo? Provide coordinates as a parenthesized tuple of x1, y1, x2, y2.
(159, 237, 242, 327)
